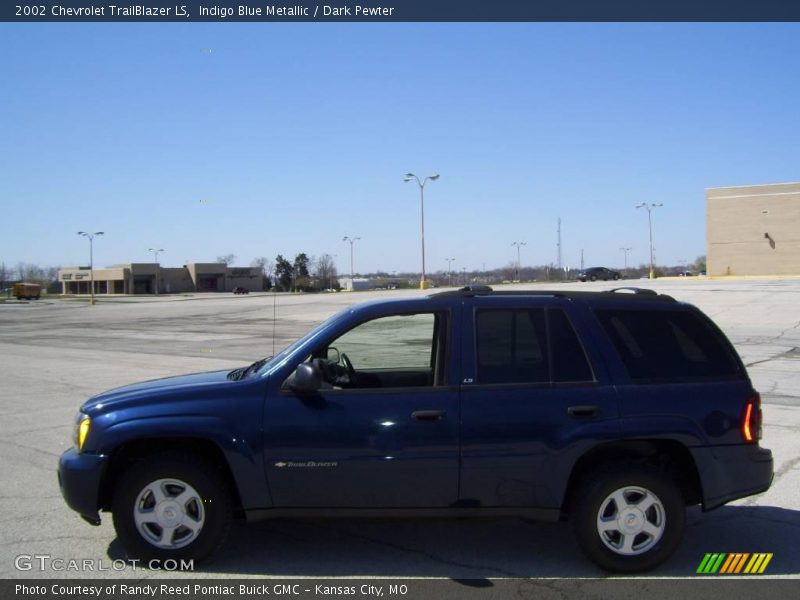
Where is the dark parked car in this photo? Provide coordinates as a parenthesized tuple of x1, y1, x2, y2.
(58, 286, 772, 572)
(232, 287, 249, 294)
(578, 267, 621, 282)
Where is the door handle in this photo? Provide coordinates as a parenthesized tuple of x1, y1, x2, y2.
(567, 405, 600, 418)
(411, 410, 446, 422)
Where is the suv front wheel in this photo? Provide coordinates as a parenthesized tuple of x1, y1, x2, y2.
(572, 463, 685, 572)
(112, 452, 232, 564)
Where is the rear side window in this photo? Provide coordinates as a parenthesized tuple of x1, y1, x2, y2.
(549, 309, 594, 382)
(476, 309, 548, 384)
(594, 309, 741, 381)
(475, 308, 594, 385)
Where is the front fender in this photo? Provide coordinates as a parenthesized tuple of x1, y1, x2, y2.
(95, 415, 271, 510)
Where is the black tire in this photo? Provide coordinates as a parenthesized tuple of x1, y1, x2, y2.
(112, 452, 232, 565)
(572, 463, 685, 573)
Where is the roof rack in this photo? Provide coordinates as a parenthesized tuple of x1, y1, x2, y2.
(430, 286, 675, 302)
(605, 287, 658, 295)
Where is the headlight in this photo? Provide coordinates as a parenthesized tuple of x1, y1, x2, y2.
(73, 413, 91, 451)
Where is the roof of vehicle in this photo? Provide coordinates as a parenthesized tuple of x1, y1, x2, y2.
(430, 285, 676, 302)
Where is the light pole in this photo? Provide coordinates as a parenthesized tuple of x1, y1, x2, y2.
(148, 248, 164, 294)
(77, 231, 103, 305)
(511, 241, 526, 282)
(342, 236, 360, 290)
(404, 172, 439, 289)
(636, 203, 663, 279)
(619, 247, 632, 276)
(462, 266, 467, 285)
(445, 257, 456, 287)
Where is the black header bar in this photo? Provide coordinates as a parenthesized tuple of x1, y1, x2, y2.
(3, 1, 800, 23)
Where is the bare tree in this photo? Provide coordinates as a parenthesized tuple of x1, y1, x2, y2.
(216, 254, 236, 266)
(314, 254, 338, 290)
(0, 262, 10, 287)
(250, 257, 274, 290)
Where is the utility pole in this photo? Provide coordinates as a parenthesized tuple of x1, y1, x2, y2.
(580, 248, 584, 270)
(557, 217, 562, 275)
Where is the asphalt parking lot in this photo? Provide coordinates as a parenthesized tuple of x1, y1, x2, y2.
(0, 279, 798, 582)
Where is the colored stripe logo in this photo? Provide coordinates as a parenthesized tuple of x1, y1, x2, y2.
(696, 553, 773, 574)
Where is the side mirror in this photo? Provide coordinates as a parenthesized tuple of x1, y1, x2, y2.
(286, 363, 321, 394)
(326, 346, 341, 364)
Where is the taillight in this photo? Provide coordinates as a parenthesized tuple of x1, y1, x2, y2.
(742, 392, 762, 443)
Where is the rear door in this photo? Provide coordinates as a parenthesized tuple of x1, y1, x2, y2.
(459, 295, 621, 508)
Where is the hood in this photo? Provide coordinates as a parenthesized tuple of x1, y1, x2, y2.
(81, 369, 235, 413)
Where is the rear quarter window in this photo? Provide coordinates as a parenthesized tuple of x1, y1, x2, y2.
(594, 308, 741, 382)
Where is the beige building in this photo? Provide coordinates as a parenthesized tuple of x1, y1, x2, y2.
(706, 182, 800, 276)
(59, 263, 264, 295)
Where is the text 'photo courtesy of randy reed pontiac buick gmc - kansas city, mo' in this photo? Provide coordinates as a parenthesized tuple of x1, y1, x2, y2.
(58, 286, 773, 573)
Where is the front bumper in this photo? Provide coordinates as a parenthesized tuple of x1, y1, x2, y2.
(691, 444, 774, 511)
(57, 448, 108, 524)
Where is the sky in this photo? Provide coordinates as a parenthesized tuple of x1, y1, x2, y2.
(1, 23, 798, 274)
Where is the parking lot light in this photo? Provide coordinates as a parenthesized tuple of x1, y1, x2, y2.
(635, 203, 663, 279)
(148, 248, 164, 295)
(77, 231, 104, 305)
(404, 173, 439, 289)
(342, 236, 361, 289)
(511, 241, 526, 282)
(619, 247, 632, 276)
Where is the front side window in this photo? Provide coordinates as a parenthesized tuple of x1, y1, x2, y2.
(299, 312, 446, 390)
(333, 312, 437, 370)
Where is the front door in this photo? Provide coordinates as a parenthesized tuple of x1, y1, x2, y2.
(264, 307, 460, 508)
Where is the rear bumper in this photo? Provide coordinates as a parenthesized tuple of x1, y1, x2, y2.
(691, 444, 773, 511)
(57, 448, 108, 523)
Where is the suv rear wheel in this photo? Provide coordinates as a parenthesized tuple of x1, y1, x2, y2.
(572, 463, 685, 572)
(112, 452, 232, 564)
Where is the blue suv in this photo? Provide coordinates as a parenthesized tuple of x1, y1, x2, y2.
(58, 286, 773, 572)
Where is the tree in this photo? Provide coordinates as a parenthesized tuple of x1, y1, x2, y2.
(692, 255, 707, 273)
(293, 253, 311, 291)
(314, 254, 338, 290)
(216, 254, 236, 266)
(250, 257, 273, 290)
(274, 254, 293, 291)
(0, 262, 10, 287)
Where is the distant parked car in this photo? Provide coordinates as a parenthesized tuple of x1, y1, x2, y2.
(578, 267, 621, 282)
(678, 271, 694, 277)
(232, 287, 249, 295)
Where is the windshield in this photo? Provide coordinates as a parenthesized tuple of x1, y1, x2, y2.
(253, 307, 352, 375)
